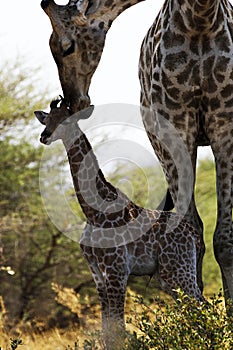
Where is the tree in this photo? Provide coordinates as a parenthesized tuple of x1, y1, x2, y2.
(0, 61, 46, 127)
(0, 62, 89, 325)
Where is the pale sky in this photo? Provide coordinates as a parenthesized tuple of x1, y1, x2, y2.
(0, 0, 159, 104)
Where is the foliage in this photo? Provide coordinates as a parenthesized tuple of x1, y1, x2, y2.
(73, 292, 232, 350)
(0, 60, 47, 127)
(0, 139, 42, 215)
(108, 164, 166, 210)
(123, 292, 233, 350)
(51, 282, 100, 328)
(10, 292, 229, 350)
(0, 62, 89, 326)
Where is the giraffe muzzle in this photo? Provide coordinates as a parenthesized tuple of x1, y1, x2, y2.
(40, 130, 52, 145)
(70, 95, 91, 114)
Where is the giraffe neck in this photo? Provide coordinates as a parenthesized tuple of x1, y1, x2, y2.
(86, 0, 145, 29)
(62, 124, 127, 225)
(168, 0, 223, 35)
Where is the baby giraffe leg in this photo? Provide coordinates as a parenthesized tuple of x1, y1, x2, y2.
(103, 273, 128, 350)
(81, 245, 129, 349)
(85, 261, 109, 332)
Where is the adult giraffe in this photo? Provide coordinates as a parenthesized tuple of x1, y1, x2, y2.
(139, 0, 233, 308)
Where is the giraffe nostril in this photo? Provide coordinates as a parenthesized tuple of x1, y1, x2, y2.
(42, 130, 52, 138)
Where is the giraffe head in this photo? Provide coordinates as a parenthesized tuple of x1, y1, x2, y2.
(35, 97, 94, 144)
(41, 0, 140, 113)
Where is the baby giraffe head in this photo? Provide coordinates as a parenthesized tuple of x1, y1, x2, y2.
(35, 96, 94, 145)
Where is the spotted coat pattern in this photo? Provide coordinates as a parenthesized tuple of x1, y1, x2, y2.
(36, 102, 204, 349)
(139, 0, 233, 306)
(41, 0, 144, 113)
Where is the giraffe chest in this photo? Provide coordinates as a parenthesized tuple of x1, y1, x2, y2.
(153, 42, 233, 94)
(140, 18, 233, 112)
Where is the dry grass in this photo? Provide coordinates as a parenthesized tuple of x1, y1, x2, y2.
(0, 288, 147, 350)
(0, 326, 101, 350)
(1, 328, 70, 349)
(0, 288, 224, 350)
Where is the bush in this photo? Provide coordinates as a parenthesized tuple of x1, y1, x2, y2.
(124, 292, 233, 349)
(62, 292, 233, 350)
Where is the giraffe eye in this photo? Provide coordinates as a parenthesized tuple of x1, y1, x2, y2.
(63, 40, 75, 57)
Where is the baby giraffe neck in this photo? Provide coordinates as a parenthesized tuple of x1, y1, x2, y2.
(64, 128, 119, 224)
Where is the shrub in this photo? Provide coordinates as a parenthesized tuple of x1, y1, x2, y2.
(124, 292, 233, 349)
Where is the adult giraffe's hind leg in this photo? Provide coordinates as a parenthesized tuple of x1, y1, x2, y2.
(156, 188, 174, 211)
(141, 107, 205, 292)
(208, 115, 233, 310)
(158, 231, 204, 302)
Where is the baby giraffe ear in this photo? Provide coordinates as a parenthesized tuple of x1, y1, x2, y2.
(62, 105, 94, 125)
(34, 111, 49, 125)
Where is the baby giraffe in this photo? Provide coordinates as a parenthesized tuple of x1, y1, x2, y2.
(35, 99, 204, 349)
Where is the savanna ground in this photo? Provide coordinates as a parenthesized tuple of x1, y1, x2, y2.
(1, 289, 233, 349)
(1, 160, 231, 349)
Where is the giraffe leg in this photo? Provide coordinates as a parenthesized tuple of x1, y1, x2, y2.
(213, 166, 233, 309)
(141, 107, 205, 291)
(206, 114, 233, 310)
(158, 234, 204, 302)
(85, 261, 109, 331)
(142, 107, 204, 231)
(82, 246, 129, 348)
(156, 188, 174, 211)
(88, 266, 124, 349)
(103, 273, 128, 350)
(80, 246, 110, 333)
(96, 285, 109, 333)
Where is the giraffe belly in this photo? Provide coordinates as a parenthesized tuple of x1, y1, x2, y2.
(130, 256, 158, 276)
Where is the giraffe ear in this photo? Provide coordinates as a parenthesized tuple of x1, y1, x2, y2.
(86, 0, 99, 14)
(34, 111, 49, 125)
(62, 105, 94, 125)
(70, 0, 89, 26)
(78, 105, 94, 120)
